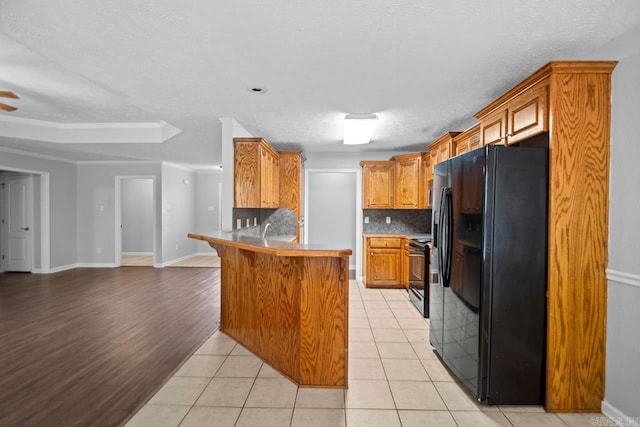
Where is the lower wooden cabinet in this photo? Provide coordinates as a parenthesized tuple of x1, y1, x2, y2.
(364, 236, 409, 288)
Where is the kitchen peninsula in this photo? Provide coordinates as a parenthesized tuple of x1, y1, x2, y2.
(187, 231, 352, 388)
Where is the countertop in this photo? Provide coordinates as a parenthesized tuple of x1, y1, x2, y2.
(188, 231, 352, 258)
(363, 232, 432, 240)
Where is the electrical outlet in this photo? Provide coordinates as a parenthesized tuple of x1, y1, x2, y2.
(207, 206, 214, 211)
(236, 219, 242, 230)
(364, 216, 369, 224)
(246, 219, 250, 227)
(96, 247, 101, 254)
(386, 216, 391, 224)
(254, 217, 257, 226)
(175, 244, 179, 250)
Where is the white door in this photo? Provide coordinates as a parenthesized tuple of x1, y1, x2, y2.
(1, 174, 33, 272)
(306, 170, 359, 272)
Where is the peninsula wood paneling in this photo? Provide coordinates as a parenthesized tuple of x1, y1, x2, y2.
(299, 256, 348, 386)
(546, 68, 613, 412)
(210, 241, 349, 387)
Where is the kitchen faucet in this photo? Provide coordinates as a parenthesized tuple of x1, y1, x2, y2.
(262, 223, 272, 239)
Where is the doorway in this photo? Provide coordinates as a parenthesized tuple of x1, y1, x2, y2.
(305, 169, 362, 278)
(0, 173, 33, 272)
(115, 176, 156, 267)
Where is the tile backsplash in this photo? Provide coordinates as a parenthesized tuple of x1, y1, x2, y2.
(232, 208, 297, 237)
(362, 209, 432, 234)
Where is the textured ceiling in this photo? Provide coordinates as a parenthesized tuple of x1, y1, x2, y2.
(1, 0, 639, 168)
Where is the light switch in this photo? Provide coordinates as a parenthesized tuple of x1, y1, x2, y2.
(246, 219, 250, 227)
(386, 216, 391, 224)
(236, 219, 242, 229)
(254, 217, 257, 226)
(364, 217, 369, 224)
(207, 206, 214, 211)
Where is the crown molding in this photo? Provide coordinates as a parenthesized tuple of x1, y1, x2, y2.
(162, 161, 197, 173)
(76, 160, 160, 165)
(606, 268, 640, 289)
(0, 115, 181, 143)
(196, 168, 223, 174)
(0, 145, 77, 164)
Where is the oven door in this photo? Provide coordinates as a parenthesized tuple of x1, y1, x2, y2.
(408, 247, 429, 317)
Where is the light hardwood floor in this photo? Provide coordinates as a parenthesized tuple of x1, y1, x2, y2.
(0, 267, 221, 427)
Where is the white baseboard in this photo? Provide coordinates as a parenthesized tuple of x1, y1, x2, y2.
(602, 400, 640, 427)
(158, 253, 197, 268)
(196, 252, 219, 257)
(76, 263, 117, 268)
(46, 263, 79, 274)
(122, 251, 153, 256)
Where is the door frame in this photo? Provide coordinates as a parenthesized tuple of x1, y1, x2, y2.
(0, 168, 50, 274)
(114, 176, 157, 267)
(1, 173, 34, 272)
(304, 168, 362, 278)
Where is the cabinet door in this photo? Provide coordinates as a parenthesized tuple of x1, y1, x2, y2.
(234, 143, 260, 207)
(469, 132, 482, 151)
(453, 137, 470, 156)
(481, 108, 507, 146)
(422, 153, 433, 209)
(368, 249, 402, 286)
(430, 151, 438, 175)
(402, 238, 410, 287)
(260, 147, 271, 207)
(506, 82, 548, 145)
(437, 143, 450, 163)
(395, 156, 421, 209)
(270, 153, 279, 207)
(362, 163, 394, 209)
(279, 152, 304, 241)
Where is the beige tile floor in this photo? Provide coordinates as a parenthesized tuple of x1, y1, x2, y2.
(126, 280, 614, 427)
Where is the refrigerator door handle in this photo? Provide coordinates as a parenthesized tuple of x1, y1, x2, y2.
(439, 187, 453, 288)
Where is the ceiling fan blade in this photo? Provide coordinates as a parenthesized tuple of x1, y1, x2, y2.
(0, 102, 17, 112)
(0, 91, 19, 99)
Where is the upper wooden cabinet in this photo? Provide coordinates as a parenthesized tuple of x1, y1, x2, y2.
(392, 153, 424, 209)
(477, 80, 549, 146)
(360, 161, 395, 209)
(452, 124, 481, 156)
(234, 137, 280, 208)
(361, 154, 430, 210)
(427, 132, 460, 173)
(279, 151, 306, 242)
(421, 153, 433, 208)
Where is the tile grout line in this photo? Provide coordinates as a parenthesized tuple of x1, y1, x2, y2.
(176, 333, 238, 426)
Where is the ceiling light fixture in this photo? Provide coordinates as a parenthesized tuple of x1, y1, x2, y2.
(248, 87, 267, 94)
(343, 113, 378, 145)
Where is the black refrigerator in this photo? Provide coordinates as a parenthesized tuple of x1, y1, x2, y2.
(429, 144, 548, 405)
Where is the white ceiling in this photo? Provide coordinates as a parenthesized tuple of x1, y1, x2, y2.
(1, 0, 639, 168)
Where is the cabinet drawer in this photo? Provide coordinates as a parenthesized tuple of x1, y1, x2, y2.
(368, 237, 401, 248)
